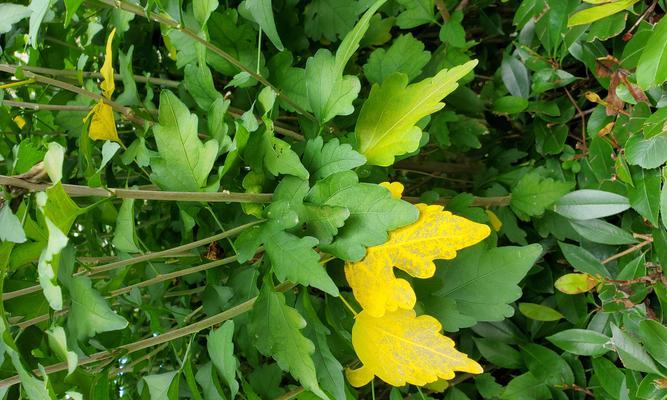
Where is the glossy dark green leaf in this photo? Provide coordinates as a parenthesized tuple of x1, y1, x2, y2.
(546, 329, 610, 356)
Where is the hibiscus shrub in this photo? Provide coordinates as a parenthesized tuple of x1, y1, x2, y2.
(0, 0, 666, 399)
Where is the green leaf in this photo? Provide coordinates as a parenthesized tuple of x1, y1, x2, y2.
(396, 0, 436, 29)
(501, 372, 550, 400)
(112, 199, 140, 253)
(116, 46, 140, 106)
(439, 11, 466, 47)
(628, 168, 661, 227)
(473, 338, 523, 369)
(150, 90, 219, 192)
(195, 363, 225, 400)
(304, 0, 361, 42)
(568, 218, 637, 245)
(143, 371, 180, 400)
(239, 0, 283, 50)
(642, 106, 667, 138)
(610, 323, 661, 374)
(28, 0, 51, 48)
(638, 320, 667, 368)
(307, 171, 418, 260)
(66, 276, 128, 342)
(558, 241, 611, 277)
(302, 137, 366, 180)
(521, 344, 574, 385)
(501, 56, 530, 98)
(208, 321, 239, 398)
(14, 139, 45, 174)
(44, 142, 65, 184)
(298, 293, 345, 400)
(0, 205, 27, 244)
(518, 303, 564, 321)
(0, 3, 31, 33)
(194, 0, 218, 27)
(492, 96, 529, 114)
(546, 329, 610, 356)
(355, 60, 477, 166)
(567, 0, 639, 27)
(261, 224, 338, 296)
(592, 357, 628, 399)
(305, 50, 361, 124)
(364, 33, 431, 85)
(249, 283, 327, 400)
(184, 64, 222, 111)
(637, 15, 667, 89)
(662, 180, 667, 229)
(36, 209, 68, 311)
(510, 172, 572, 220)
(46, 327, 78, 375)
(625, 134, 667, 169)
(585, 11, 626, 41)
(554, 189, 631, 220)
(426, 244, 542, 331)
(335, 0, 386, 74)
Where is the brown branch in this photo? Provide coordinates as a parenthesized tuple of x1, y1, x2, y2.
(602, 238, 653, 265)
(8, 65, 180, 88)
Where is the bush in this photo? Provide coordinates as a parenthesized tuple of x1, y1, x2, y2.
(0, 0, 666, 399)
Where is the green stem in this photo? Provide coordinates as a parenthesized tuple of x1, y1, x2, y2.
(0, 175, 273, 203)
(13, 64, 180, 87)
(94, 0, 316, 122)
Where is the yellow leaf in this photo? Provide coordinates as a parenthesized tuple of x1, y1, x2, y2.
(85, 101, 120, 142)
(13, 115, 26, 129)
(555, 273, 600, 294)
(345, 204, 490, 316)
(346, 309, 482, 387)
(379, 181, 404, 199)
(100, 28, 116, 98)
(485, 209, 502, 231)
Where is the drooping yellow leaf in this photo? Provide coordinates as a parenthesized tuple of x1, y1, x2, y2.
(346, 309, 483, 387)
(485, 209, 502, 231)
(345, 204, 490, 316)
(100, 28, 116, 98)
(379, 181, 404, 199)
(13, 115, 26, 128)
(85, 101, 120, 142)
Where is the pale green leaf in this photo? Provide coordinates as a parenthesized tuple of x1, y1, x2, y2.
(0, 205, 27, 244)
(112, 199, 141, 253)
(363, 33, 431, 85)
(66, 276, 128, 341)
(567, 0, 639, 27)
(0, 4, 31, 34)
(46, 327, 78, 375)
(355, 60, 477, 166)
(239, 0, 283, 50)
(637, 15, 667, 89)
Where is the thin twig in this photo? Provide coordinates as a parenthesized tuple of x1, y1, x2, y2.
(601, 239, 653, 265)
(7, 65, 180, 87)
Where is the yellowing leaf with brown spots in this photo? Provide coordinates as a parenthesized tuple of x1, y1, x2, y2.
(345, 203, 490, 317)
(85, 101, 119, 142)
(346, 309, 483, 387)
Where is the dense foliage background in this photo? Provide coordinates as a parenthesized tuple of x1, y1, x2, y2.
(0, 0, 666, 398)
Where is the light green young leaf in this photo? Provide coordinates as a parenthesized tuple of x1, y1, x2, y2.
(355, 60, 477, 166)
(363, 33, 431, 85)
(46, 327, 78, 375)
(97, 141, 120, 174)
(239, 0, 284, 50)
(143, 371, 180, 400)
(335, 0, 386, 74)
(151, 90, 219, 192)
(302, 137, 366, 180)
(307, 171, 419, 260)
(249, 284, 327, 400)
(208, 320, 239, 398)
(112, 199, 141, 253)
(518, 303, 563, 322)
(636, 10, 667, 89)
(66, 276, 128, 341)
(36, 208, 67, 311)
(567, 0, 639, 27)
(44, 142, 65, 184)
(0, 205, 27, 243)
(40, 183, 86, 234)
